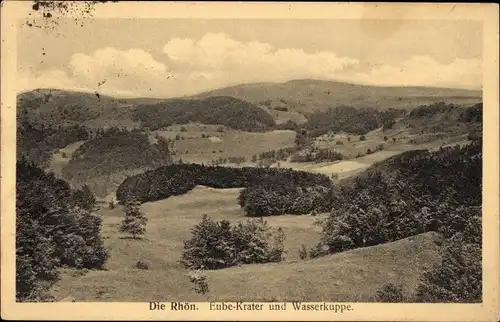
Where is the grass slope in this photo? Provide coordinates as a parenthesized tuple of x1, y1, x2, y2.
(49, 186, 441, 302)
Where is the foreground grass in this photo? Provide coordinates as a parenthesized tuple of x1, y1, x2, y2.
(49, 186, 442, 302)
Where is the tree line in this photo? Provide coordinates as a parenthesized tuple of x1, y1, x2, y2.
(16, 158, 108, 301)
(132, 96, 276, 132)
(115, 163, 332, 205)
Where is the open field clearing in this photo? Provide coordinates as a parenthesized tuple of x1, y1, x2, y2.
(49, 141, 86, 177)
(153, 126, 296, 164)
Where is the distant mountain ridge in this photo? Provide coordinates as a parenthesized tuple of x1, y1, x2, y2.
(17, 79, 482, 130)
(191, 79, 482, 113)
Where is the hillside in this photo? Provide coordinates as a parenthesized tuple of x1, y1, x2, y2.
(132, 96, 276, 132)
(61, 128, 173, 197)
(48, 183, 442, 302)
(193, 79, 482, 113)
(17, 88, 141, 129)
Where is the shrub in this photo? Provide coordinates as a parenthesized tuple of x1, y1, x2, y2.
(299, 245, 308, 260)
(188, 271, 209, 294)
(61, 152, 68, 158)
(308, 242, 329, 259)
(180, 126, 187, 132)
(383, 136, 388, 141)
(135, 260, 149, 270)
(376, 283, 406, 302)
(359, 135, 366, 141)
(180, 215, 285, 270)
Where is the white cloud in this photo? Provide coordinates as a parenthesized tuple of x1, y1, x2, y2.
(163, 33, 360, 84)
(17, 68, 88, 94)
(17, 35, 482, 98)
(346, 56, 482, 89)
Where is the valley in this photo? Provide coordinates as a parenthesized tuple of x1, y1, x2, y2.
(15, 79, 483, 303)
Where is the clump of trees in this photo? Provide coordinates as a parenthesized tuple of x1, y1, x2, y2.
(132, 96, 276, 132)
(319, 140, 481, 253)
(180, 215, 285, 270)
(314, 138, 482, 302)
(290, 148, 343, 163)
(459, 103, 482, 123)
(62, 127, 172, 185)
(238, 184, 337, 216)
(303, 106, 404, 138)
(409, 102, 456, 119)
(258, 146, 299, 162)
(16, 158, 108, 301)
(116, 163, 332, 207)
(17, 115, 90, 167)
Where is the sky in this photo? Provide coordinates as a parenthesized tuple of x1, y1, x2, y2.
(17, 18, 482, 98)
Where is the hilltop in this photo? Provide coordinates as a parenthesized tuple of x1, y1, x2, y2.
(193, 79, 482, 114)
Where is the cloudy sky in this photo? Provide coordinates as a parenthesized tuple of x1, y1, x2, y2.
(17, 18, 482, 98)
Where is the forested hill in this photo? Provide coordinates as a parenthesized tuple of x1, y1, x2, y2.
(192, 79, 482, 113)
(132, 96, 276, 131)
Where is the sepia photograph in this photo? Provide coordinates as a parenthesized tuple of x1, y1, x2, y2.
(1, 1, 499, 321)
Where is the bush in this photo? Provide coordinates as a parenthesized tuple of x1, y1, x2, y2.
(180, 215, 285, 270)
(135, 260, 149, 270)
(376, 283, 406, 302)
(180, 126, 187, 132)
(359, 135, 366, 141)
(189, 271, 209, 294)
(298, 245, 308, 260)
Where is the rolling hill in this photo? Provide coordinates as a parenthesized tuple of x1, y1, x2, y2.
(132, 96, 276, 131)
(192, 79, 482, 113)
(17, 88, 140, 129)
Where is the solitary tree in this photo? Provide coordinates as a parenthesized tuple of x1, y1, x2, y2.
(120, 199, 148, 239)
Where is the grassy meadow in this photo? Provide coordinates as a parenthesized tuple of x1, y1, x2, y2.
(49, 186, 442, 302)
